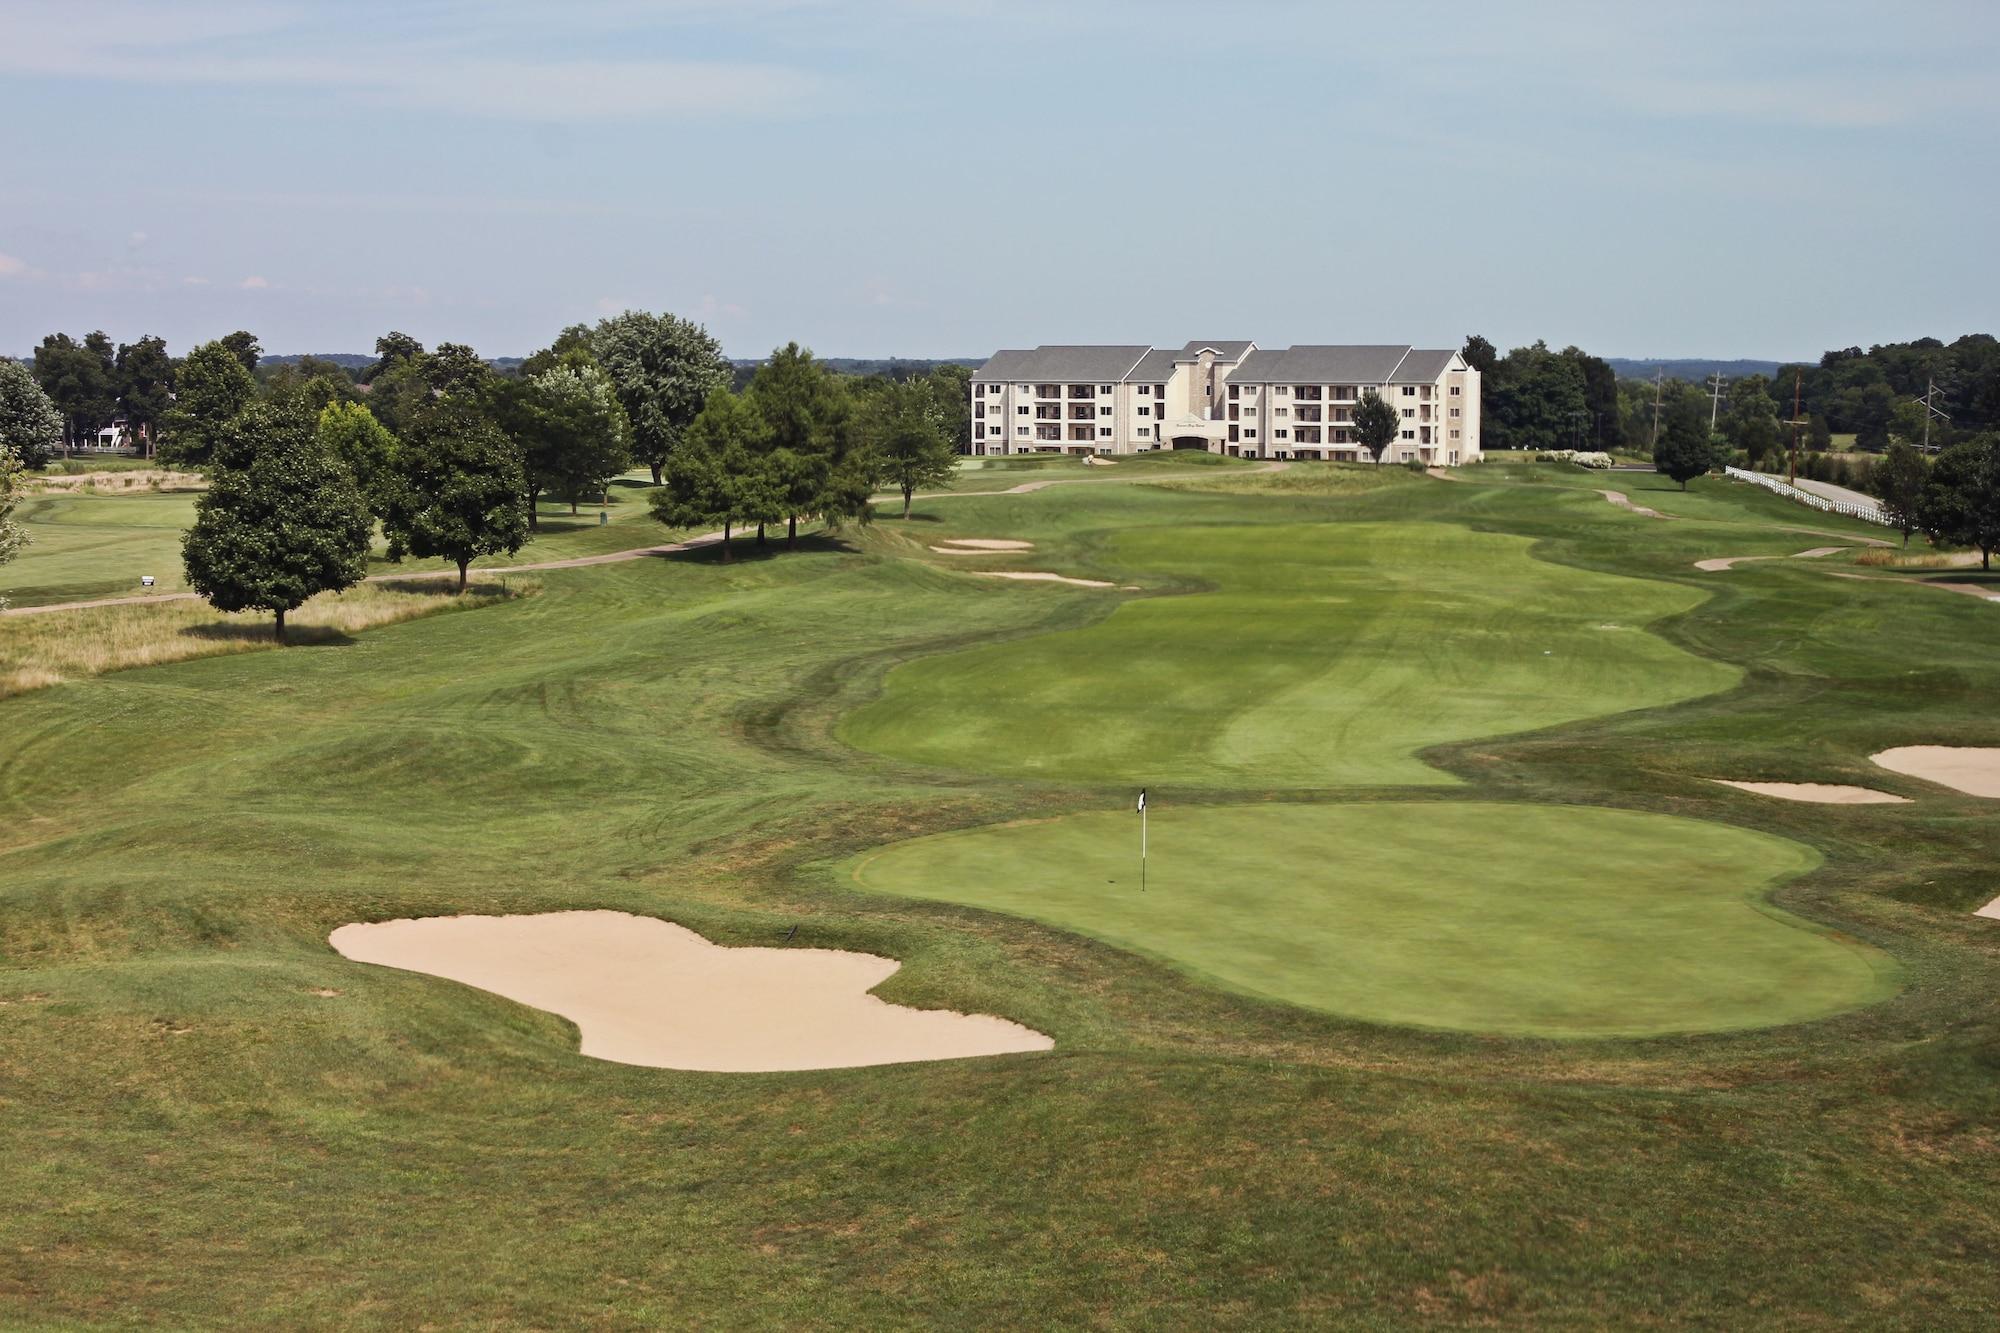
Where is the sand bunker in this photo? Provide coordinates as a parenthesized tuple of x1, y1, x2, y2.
(973, 571, 1124, 589)
(933, 538, 1035, 552)
(1711, 780, 1910, 805)
(329, 910, 1051, 1072)
(1976, 896, 2000, 921)
(1870, 747, 2000, 799)
(1599, 490, 1670, 519)
(1696, 547, 1847, 572)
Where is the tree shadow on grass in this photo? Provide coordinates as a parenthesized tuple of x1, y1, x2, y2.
(666, 532, 853, 566)
(178, 622, 358, 648)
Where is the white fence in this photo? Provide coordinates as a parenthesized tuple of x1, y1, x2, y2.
(1722, 466, 1894, 526)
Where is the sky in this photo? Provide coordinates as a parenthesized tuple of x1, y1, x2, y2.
(1, 0, 1995, 361)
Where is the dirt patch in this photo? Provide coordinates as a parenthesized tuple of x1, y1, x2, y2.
(1871, 747, 2000, 799)
(1711, 780, 1910, 805)
(328, 910, 1052, 1072)
(1598, 490, 1671, 519)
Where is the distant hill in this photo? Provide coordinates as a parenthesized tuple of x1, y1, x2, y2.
(262, 353, 375, 370)
(1606, 357, 1788, 383)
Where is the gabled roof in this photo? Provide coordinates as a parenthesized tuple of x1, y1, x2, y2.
(1126, 349, 1179, 383)
(1177, 340, 1254, 362)
(971, 345, 1151, 383)
(1230, 345, 1463, 385)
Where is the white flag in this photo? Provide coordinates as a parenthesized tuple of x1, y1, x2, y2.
(1136, 788, 1147, 814)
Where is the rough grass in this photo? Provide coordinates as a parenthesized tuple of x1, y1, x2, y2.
(1155, 460, 1422, 496)
(1854, 547, 1983, 569)
(0, 579, 536, 698)
(26, 468, 207, 493)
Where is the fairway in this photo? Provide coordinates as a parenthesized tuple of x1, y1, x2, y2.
(841, 520, 1740, 786)
(850, 802, 1895, 1036)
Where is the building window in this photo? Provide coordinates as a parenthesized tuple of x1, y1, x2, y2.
(1450, 385, 1462, 395)
(988, 425, 1000, 436)
(1275, 429, 1289, 440)
(1402, 386, 1417, 396)
(1402, 408, 1414, 418)
(974, 383, 985, 396)
(1451, 429, 1461, 439)
(1246, 429, 1258, 439)
(1275, 385, 1289, 395)
(1016, 426, 1028, 436)
(1099, 384, 1113, 394)
(1017, 405, 1029, 415)
(1228, 384, 1239, 399)
(1099, 427, 1112, 437)
(1275, 407, 1289, 418)
(1137, 406, 1150, 416)
(1100, 406, 1112, 416)
(1449, 407, 1461, 418)
(1401, 429, 1415, 439)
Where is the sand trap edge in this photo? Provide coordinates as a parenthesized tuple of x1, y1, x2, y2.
(1870, 746, 2000, 799)
(1710, 780, 1910, 805)
(329, 910, 1053, 1073)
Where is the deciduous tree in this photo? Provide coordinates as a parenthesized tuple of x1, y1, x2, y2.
(1871, 441, 1928, 547)
(377, 404, 528, 591)
(649, 388, 770, 560)
(115, 336, 175, 457)
(315, 400, 397, 501)
(1654, 395, 1719, 490)
(1918, 435, 2000, 570)
(589, 311, 732, 485)
(32, 332, 117, 449)
(0, 359, 64, 469)
(869, 377, 957, 517)
(181, 401, 372, 640)
(160, 340, 259, 469)
(0, 439, 26, 597)
(1354, 389, 1401, 462)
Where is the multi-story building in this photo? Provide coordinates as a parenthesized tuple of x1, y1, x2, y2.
(968, 341, 1480, 464)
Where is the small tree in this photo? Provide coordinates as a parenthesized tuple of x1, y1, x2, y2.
(181, 402, 372, 640)
(0, 359, 64, 469)
(1354, 389, 1401, 463)
(1872, 441, 1929, 548)
(1654, 396, 1718, 490)
(1918, 435, 2000, 570)
(869, 378, 957, 518)
(650, 388, 772, 561)
(160, 340, 258, 469)
(377, 405, 529, 591)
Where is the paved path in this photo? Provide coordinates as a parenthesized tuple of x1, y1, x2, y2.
(1, 530, 728, 618)
(1598, 489, 1672, 520)
(1792, 477, 1886, 517)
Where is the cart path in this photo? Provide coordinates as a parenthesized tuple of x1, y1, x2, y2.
(1, 529, 730, 617)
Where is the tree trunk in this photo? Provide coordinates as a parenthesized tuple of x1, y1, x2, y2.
(757, 521, 766, 546)
(903, 485, 913, 519)
(722, 519, 733, 563)
(650, 462, 663, 486)
(571, 497, 579, 515)
(274, 607, 286, 643)
(527, 485, 541, 532)
(457, 559, 469, 592)
(788, 514, 798, 548)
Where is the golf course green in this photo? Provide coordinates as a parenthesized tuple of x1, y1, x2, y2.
(849, 802, 1895, 1036)
(840, 520, 1740, 786)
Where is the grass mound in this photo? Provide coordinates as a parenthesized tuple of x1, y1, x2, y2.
(842, 520, 1737, 786)
(850, 802, 1896, 1037)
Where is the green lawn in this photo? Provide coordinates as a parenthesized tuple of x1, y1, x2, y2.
(841, 519, 1739, 786)
(2, 461, 1998, 1325)
(850, 802, 1893, 1036)
(0, 472, 672, 607)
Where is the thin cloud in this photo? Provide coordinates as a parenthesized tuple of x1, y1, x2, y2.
(240, 276, 269, 289)
(0, 253, 26, 278)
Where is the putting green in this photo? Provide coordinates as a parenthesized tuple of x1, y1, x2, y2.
(849, 803, 1896, 1037)
(840, 521, 1738, 786)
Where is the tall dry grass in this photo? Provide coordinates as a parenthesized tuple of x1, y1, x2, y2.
(0, 578, 536, 699)
(27, 469, 207, 494)
(1853, 548, 1982, 569)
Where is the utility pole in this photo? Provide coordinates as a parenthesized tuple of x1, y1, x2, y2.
(1650, 368, 1664, 449)
(1707, 373, 1728, 432)
(1915, 376, 1951, 452)
(1785, 369, 1808, 488)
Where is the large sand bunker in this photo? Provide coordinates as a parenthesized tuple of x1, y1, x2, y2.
(1871, 747, 2000, 799)
(1711, 780, 1909, 805)
(329, 910, 1051, 1071)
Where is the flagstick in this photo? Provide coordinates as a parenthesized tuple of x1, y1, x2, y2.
(1141, 803, 1147, 893)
